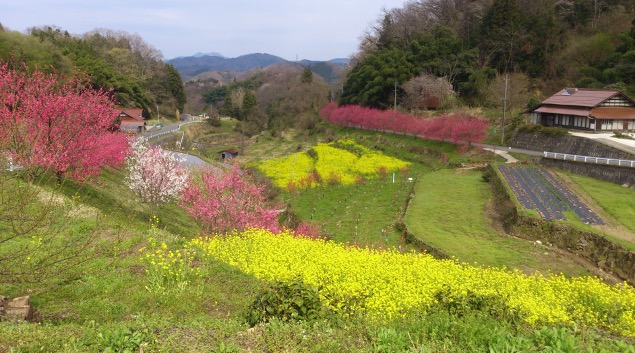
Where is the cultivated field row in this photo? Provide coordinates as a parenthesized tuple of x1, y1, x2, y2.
(498, 165, 604, 225)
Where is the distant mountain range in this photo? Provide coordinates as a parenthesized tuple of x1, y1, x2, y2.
(168, 53, 349, 80)
(192, 52, 225, 58)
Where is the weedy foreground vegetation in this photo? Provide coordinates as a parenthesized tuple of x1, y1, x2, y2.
(2, 124, 635, 352)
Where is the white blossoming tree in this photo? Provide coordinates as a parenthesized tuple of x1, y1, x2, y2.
(125, 140, 190, 215)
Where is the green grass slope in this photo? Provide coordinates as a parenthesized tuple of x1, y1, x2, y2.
(404, 169, 591, 277)
(1, 127, 634, 351)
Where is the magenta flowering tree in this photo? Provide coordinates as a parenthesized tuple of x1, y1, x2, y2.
(0, 63, 130, 282)
(125, 140, 190, 215)
(320, 103, 489, 145)
(0, 63, 130, 181)
(179, 164, 280, 235)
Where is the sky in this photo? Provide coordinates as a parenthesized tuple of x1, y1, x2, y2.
(1, 0, 404, 61)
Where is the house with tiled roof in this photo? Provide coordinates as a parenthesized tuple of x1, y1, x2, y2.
(530, 88, 635, 131)
(117, 108, 145, 133)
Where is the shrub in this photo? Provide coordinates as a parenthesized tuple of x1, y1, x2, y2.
(179, 164, 280, 235)
(125, 141, 189, 215)
(517, 123, 568, 136)
(209, 115, 222, 127)
(613, 131, 634, 140)
(246, 277, 327, 326)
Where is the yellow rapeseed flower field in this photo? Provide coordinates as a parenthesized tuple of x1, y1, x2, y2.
(256, 139, 409, 189)
(190, 229, 635, 336)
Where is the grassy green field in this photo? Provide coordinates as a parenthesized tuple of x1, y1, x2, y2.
(404, 169, 591, 277)
(568, 173, 635, 234)
(286, 167, 422, 248)
(2, 126, 635, 352)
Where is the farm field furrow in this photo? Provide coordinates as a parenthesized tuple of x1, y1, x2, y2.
(497, 165, 604, 224)
(500, 165, 563, 220)
(537, 169, 605, 225)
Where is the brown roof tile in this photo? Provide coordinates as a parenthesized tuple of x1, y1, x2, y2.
(591, 107, 635, 120)
(534, 106, 591, 116)
(541, 88, 620, 108)
(118, 108, 144, 120)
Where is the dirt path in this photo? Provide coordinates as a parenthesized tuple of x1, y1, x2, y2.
(483, 147, 519, 163)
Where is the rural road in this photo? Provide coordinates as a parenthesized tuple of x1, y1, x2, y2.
(141, 120, 212, 168)
(170, 151, 210, 168)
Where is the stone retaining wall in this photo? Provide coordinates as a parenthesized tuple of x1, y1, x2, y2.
(488, 164, 635, 285)
(509, 132, 634, 159)
(540, 159, 635, 188)
(510, 131, 635, 187)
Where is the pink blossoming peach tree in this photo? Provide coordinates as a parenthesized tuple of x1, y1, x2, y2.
(320, 102, 489, 145)
(179, 164, 281, 236)
(0, 63, 130, 181)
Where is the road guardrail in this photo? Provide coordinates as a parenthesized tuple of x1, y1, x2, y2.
(544, 151, 635, 168)
(139, 120, 201, 143)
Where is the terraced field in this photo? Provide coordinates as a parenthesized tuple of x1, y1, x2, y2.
(498, 165, 604, 224)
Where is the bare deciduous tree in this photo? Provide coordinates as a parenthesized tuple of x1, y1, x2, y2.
(0, 166, 102, 283)
(401, 74, 455, 110)
(485, 72, 532, 114)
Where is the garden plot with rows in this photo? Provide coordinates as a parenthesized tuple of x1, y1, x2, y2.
(498, 165, 604, 224)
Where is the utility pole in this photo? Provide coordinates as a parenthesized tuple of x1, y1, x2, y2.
(330, 81, 334, 102)
(501, 74, 509, 144)
(394, 80, 398, 111)
(156, 104, 160, 124)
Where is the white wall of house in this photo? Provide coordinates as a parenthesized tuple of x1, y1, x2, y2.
(530, 113, 539, 124)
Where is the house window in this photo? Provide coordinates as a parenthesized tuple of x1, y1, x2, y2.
(601, 96, 633, 107)
(602, 119, 614, 130)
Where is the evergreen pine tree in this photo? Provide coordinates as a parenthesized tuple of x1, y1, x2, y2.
(165, 63, 186, 112)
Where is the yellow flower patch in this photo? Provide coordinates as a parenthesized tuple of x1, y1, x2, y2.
(190, 229, 635, 336)
(255, 139, 410, 190)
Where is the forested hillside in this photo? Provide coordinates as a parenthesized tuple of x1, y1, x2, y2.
(341, 0, 635, 110)
(199, 64, 331, 135)
(0, 26, 186, 118)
